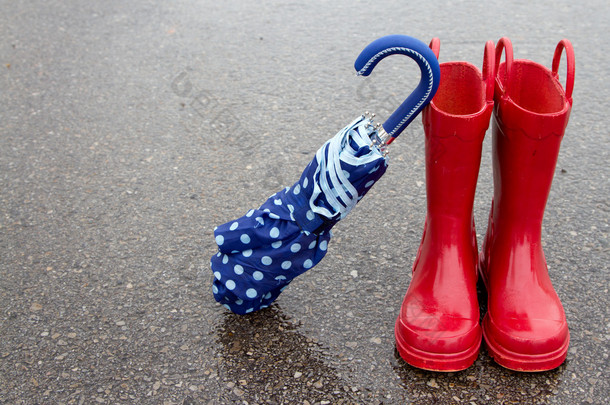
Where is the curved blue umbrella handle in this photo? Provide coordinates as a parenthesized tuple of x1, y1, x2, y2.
(355, 35, 440, 143)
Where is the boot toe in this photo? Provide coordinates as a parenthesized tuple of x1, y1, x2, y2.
(395, 303, 481, 371)
(483, 314, 569, 371)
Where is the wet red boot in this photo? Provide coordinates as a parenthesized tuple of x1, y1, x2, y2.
(395, 39, 494, 371)
(479, 38, 574, 371)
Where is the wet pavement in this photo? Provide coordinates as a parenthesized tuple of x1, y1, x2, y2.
(1, 0, 608, 404)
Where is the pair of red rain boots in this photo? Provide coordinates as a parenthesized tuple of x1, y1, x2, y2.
(394, 37, 575, 372)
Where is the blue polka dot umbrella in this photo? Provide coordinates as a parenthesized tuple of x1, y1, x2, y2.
(210, 35, 440, 314)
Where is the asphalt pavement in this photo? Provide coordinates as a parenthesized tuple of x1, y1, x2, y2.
(1, 1, 608, 404)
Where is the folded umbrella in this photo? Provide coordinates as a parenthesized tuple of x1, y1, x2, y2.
(210, 35, 440, 314)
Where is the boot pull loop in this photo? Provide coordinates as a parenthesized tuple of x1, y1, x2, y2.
(355, 35, 441, 145)
(482, 40, 496, 103)
(494, 37, 514, 96)
(552, 39, 575, 102)
(429, 37, 440, 59)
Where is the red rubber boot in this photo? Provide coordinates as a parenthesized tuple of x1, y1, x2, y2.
(479, 38, 575, 371)
(395, 39, 494, 371)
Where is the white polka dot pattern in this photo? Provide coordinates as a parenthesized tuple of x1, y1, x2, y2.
(209, 115, 388, 315)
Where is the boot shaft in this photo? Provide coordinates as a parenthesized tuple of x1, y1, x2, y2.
(491, 43, 574, 231)
(491, 113, 563, 233)
(423, 60, 493, 222)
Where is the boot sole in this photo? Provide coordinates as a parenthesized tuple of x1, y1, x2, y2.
(394, 317, 481, 372)
(482, 315, 569, 372)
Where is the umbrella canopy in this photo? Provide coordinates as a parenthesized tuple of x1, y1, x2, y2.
(212, 115, 388, 314)
(210, 35, 440, 314)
